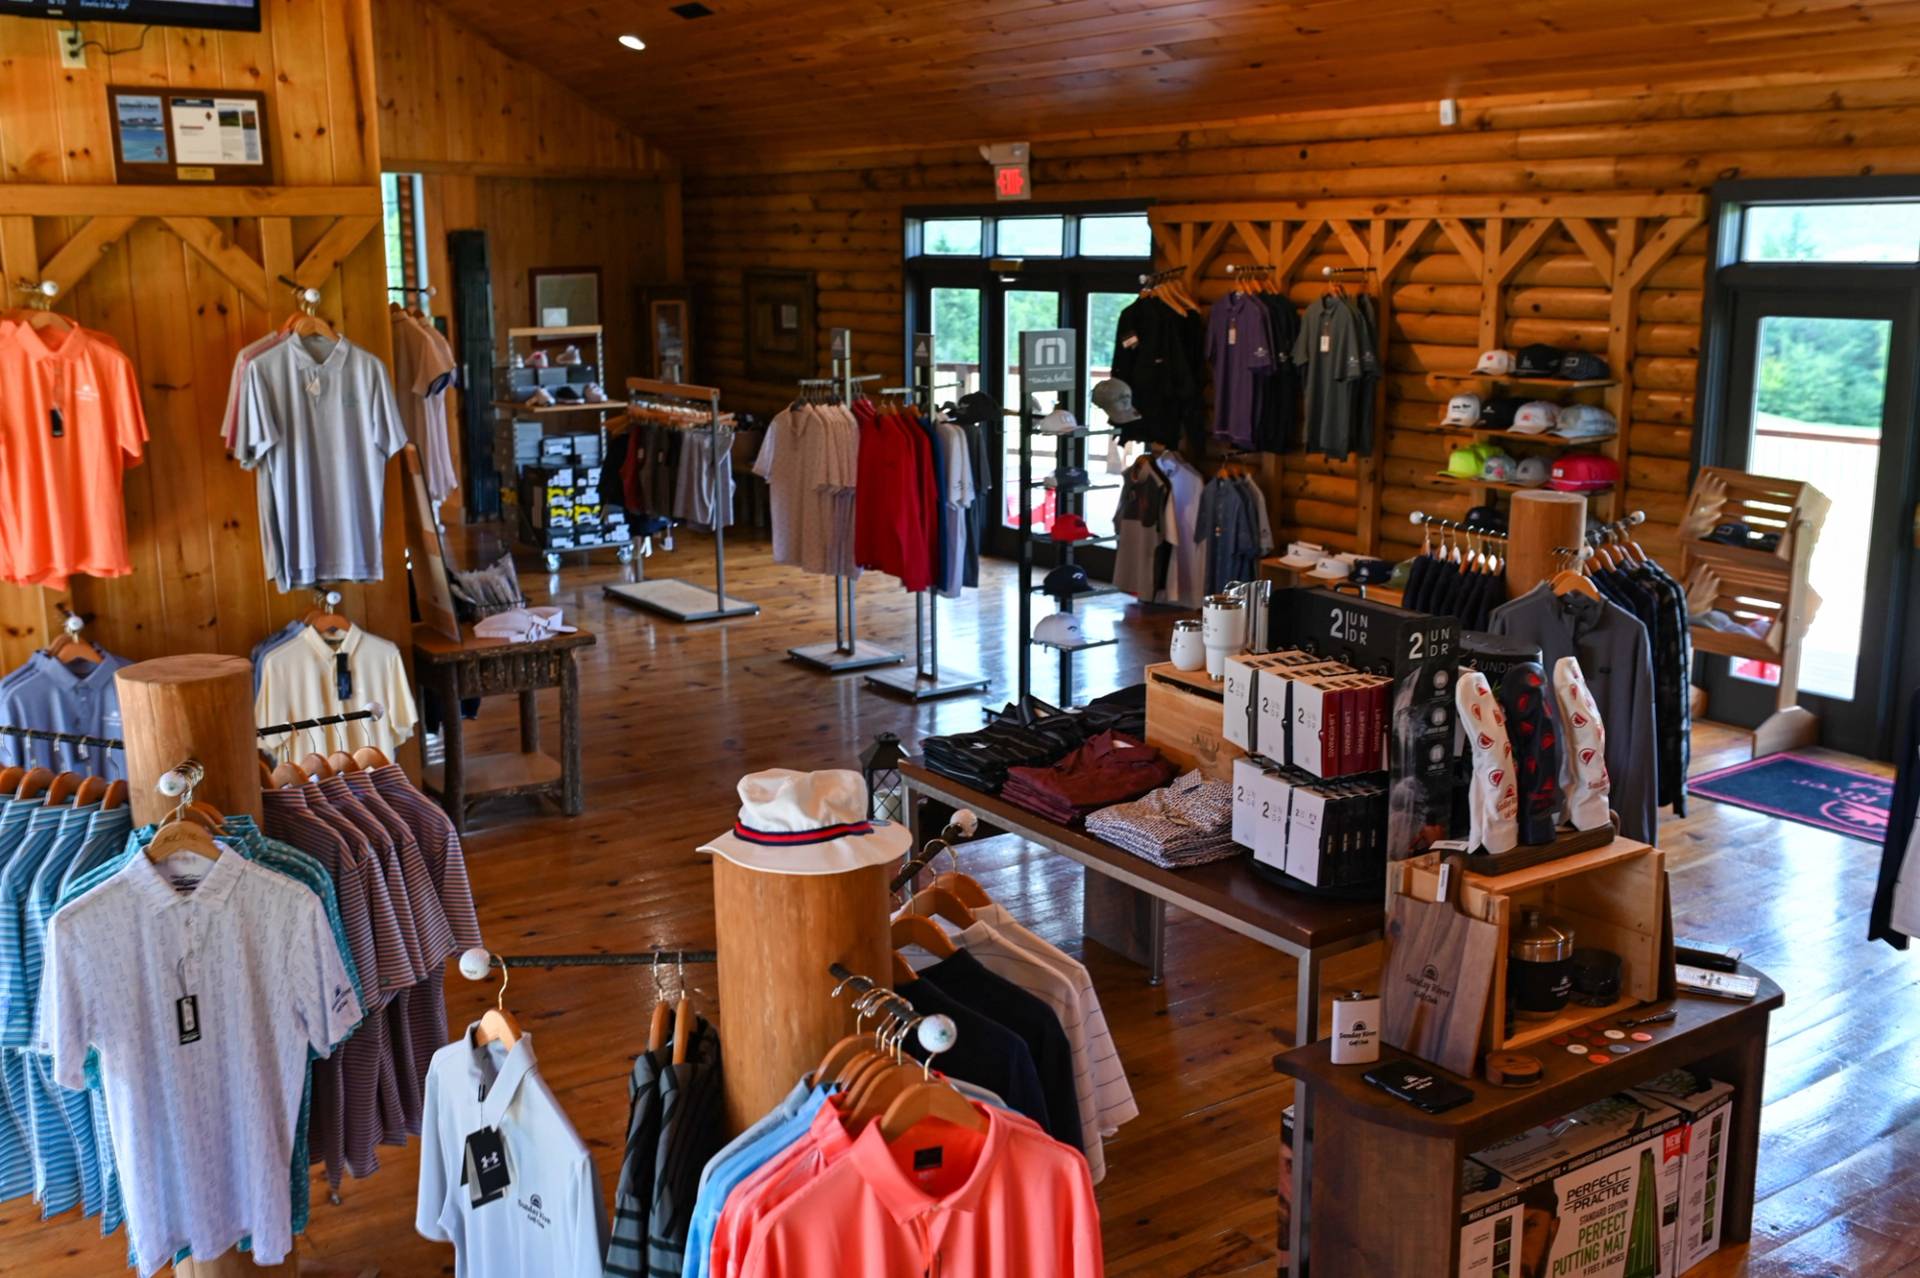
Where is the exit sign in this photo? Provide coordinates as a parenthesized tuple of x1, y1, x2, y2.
(995, 162, 1030, 201)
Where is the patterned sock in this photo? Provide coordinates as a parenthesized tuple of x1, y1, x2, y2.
(1553, 657, 1613, 831)
(1455, 672, 1518, 854)
(1498, 661, 1563, 846)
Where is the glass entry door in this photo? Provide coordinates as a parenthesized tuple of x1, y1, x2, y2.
(1707, 290, 1919, 755)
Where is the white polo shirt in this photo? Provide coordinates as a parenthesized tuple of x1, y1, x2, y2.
(38, 849, 361, 1276)
(417, 1028, 607, 1278)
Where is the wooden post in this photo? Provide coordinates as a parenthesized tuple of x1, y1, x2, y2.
(712, 856, 892, 1133)
(1507, 490, 1588, 598)
(116, 655, 262, 827)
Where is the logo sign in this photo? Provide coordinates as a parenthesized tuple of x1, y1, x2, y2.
(1020, 328, 1076, 393)
(829, 328, 851, 360)
(912, 333, 933, 370)
(995, 161, 1030, 201)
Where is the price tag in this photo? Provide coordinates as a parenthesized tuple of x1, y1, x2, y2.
(176, 995, 202, 1045)
(462, 1127, 512, 1207)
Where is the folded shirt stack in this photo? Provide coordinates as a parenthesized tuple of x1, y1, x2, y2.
(922, 715, 1087, 793)
(1079, 684, 1148, 740)
(1084, 770, 1242, 869)
(1000, 731, 1178, 827)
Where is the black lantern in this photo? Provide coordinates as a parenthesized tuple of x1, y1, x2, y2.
(860, 731, 907, 824)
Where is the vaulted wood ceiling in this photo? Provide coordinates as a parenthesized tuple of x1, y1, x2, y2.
(430, 0, 1920, 159)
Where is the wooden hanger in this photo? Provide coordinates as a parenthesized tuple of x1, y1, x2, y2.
(671, 989, 695, 1066)
(305, 595, 351, 639)
(258, 759, 277, 789)
(75, 775, 108, 806)
(933, 871, 992, 910)
(14, 768, 53, 801)
(270, 759, 310, 789)
(327, 750, 360, 775)
(890, 914, 957, 964)
(100, 780, 127, 810)
(907, 885, 976, 931)
(1551, 559, 1601, 601)
(45, 625, 106, 667)
(647, 999, 672, 1056)
(44, 772, 80, 807)
(352, 746, 391, 770)
(145, 781, 225, 864)
(879, 1075, 988, 1143)
(301, 753, 336, 780)
(0, 766, 22, 795)
(850, 1061, 918, 1124)
(814, 1033, 879, 1088)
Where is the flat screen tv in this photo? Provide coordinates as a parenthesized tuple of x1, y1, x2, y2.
(0, 0, 262, 32)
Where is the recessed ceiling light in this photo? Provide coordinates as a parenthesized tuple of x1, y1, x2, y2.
(618, 34, 647, 50)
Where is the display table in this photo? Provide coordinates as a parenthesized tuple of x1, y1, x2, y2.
(1275, 968, 1782, 1277)
(900, 762, 1381, 1040)
(411, 623, 597, 833)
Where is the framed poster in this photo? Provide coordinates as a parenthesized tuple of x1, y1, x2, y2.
(529, 267, 602, 327)
(744, 268, 816, 383)
(109, 86, 272, 185)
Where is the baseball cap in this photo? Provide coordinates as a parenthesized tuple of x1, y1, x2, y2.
(1278, 540, 1327, 570)
(1308, 557, 1351, 581)
(1464, 505, 1508, 533)
(1553, 404, 1618, 439)
(1557, 351, 1611, 381)
(1351, 558, 1395, 585)
(1049, 513, 1093, 542)
(1043, 563, 1093, 597)
(953, 392, 1000, 426)
(1446, 447, 1483, 479)
(1705, 520, 1754, 547)
(1480, 452, 1517, 483)
(1474, 349, 1515, 375)
(1034, 612, 1088, 647)
(1549, 455, 1620, 493)
(1036, 408, 1081, 435)
(698, 768, 910, 876)
(1509, 401, 1559, 435)
(1515, 344, 1565, 377)
(1044, 466, 1091, 491)
(1514, 456, 1551, 487)
(1090, 377, 1142, 424)
(1442, 393, 1484, 426)
(1479, 397, 1527, 431)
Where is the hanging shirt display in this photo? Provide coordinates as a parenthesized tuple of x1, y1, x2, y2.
(0, 648, 130, 780)
(1290, 292, 1379, 462)
(417, 1030, 608, 1278)
(388, 311, 460, 505)
(254, 624, 418, 760)
(232, 335, 407, 593)
(1111, 295, 1204, 450)
(1205, 293, 1276, 451)
(0, 323, 149, 589)
(754, 403, 859, 579)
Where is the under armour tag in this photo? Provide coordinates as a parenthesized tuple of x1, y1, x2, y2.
(461, 1127, 511, 1206)
(334, 653, 352, 701)
(176, 995, 201, 1045)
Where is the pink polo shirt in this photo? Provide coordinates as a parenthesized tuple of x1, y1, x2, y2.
(735, 1104, 1102, 1278)
(712, 1095, 858, 1278)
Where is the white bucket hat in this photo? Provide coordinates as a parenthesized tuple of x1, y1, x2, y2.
(699, 768, 909, 875)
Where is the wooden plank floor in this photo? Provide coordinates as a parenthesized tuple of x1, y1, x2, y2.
(2, 529, 1911, 1276)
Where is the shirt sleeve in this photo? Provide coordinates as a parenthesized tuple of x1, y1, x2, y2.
(109, 347, 150, 465)
(369, 363, 409, 460)
(37, 908, 93, 1090)
(237, 358, 280, 469)
(415, 1058, 452, 1242)
(378, 645, 418, 747)
(752, 417, 779, 482)
(293, 889, 363, 1055)
(567, 1152, 610, 1278)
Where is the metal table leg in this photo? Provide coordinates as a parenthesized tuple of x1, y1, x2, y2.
(1288, 948, 1324, 1276)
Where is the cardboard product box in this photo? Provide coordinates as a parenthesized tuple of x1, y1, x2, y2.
(1251, 653, 1343, 765)
(1468, 1094, 1683, 1278)
(564, 362, 599, 384)
(1251, 768, 1296, 873)
(1231, 756, 1263, 848)
(1628, 1070, 1738, 1275)
(1223, 653, 1286, 752)
(535, 366, 569, 387)
(1458, 1157, 1528, 1278)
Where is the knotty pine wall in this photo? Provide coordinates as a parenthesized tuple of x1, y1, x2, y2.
(685, 73, 1920, 568)
(0, 3, 404, 674)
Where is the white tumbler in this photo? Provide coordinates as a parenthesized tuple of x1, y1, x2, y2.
(1201, 593, 1248, 681)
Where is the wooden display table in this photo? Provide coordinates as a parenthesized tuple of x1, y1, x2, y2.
(1275, 968, 1782, 1277)
(900, 762, 1381, 1038)
(411, 624, 597, 833)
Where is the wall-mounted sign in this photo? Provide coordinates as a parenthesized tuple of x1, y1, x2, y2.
(109, 86, 272, 185)
(1020, 328, 1076, 393)
(995, 162, 1029, 201)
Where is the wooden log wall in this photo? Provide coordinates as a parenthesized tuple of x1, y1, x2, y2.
(683, 72, 1920, 572)
(0, 4, 405, 677)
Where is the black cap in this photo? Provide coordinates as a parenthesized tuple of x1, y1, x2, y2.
(1706, 520, 1753, 547)
(953, 392, 1000, 426)
(1557, 351, 1611, 381)
(1351, 558, 1395, 584)
(1463, 504, 1508, 534)
(1480, 398, 1528, 431)
(1515, 344, 1565, 376)
(1043, 563, 1093, 597)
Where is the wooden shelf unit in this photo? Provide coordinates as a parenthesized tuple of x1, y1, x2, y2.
(1429, 372, 1617, 390)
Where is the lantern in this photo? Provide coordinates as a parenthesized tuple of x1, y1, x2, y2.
(860, 731, 907, 824)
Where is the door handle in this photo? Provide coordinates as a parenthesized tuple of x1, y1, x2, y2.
(1913, 501, 1920, 550)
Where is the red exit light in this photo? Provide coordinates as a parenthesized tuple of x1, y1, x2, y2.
(995, 163, 1029, 200)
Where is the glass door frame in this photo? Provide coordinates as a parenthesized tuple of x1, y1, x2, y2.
(1700, 177, 1920, 757)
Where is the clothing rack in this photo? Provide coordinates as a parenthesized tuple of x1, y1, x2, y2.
(10, 705, 387, 758)
(1321, 265, 1378, 278)
(602, 376, 761, 623)
(255, 704, 386, 741)
(387, 284, 437, 300)
(790, 330, 906, 675)
(490, 948, 717, 969)
(1587, 509, 1649, 545)
(1410, 509, 1510, 541)
(1138, 267, 1186, 287)
(866, 339, 991, 702)
(0, 724, 123, 753)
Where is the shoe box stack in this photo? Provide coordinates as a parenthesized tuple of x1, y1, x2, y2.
(516, 465, 630, 552)
(1458, 1077, 1734, 1278)
(496, 357, 600, 402)
(510, 424, 605, 470)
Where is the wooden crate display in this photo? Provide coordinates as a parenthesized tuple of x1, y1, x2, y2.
(1393, 838, 1667, 1054)
(1679, 466, 1830, 664)
(1143, 662, 1246, 781)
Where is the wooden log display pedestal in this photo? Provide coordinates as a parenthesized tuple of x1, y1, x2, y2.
(712, 855, 893, 1134)
(1506, 490, 1588, 597)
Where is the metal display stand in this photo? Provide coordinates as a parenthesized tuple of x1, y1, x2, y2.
(1015, 328, 1117, 710)
(789, 329, 904, 674)
(866, 333, 991, 701)
(602, 377, 760, 622)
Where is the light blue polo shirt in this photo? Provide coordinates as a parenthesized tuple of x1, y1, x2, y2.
(0, 650, 130, 781)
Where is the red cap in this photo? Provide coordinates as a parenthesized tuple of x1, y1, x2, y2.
(1548, 454, 1619, 493)
(1049, 513, 1094, 542)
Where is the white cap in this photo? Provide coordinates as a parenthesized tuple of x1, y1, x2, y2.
(698, 768, 910, 876)
(1278, 540, 1326, 570)
(473, 606, 578, 642)
(1509, 401, 1560, 435)
(1034, 612, 1087, 647)
(1036, 408, 1081, 434)
(1474, 349, 1515, 375)
(1308, 557, 1351, 581)
(1442, 393, 1484, 426)
(1553, 404, 1618, 438)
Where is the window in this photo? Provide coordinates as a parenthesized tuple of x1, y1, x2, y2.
(1740, 202, 1920, 264)
(381, 171, 430, 297)
(1079, 213, 1152, 257)
(997, 216, 1065, 257)
(923, 218, 984, 255)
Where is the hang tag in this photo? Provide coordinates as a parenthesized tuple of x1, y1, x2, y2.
(912, 1145, 944, 1183)
(176, 995, 202, 1045)
(334, 653, 353, 702)
(1320, 333, 1332, 353)
(49, 407, 64, 438)
(461, 1127, 512, 1206)
(1227, 323, 1238, 347)
(1121, 333, 1139, 349)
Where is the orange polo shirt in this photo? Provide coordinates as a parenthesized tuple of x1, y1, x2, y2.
(732, 1103, 1102, 1278)
(0, 322, 148, 588)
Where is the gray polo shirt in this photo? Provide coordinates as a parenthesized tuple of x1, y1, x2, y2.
(1291, 296, 1365, 457)
(236, 336, 406, 593)
(0, 650, 129, 780)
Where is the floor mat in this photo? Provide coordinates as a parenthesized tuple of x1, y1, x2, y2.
(1689, 752, 1892, 844)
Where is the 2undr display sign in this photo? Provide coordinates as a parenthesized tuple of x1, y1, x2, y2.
(1, 0, 262, 31)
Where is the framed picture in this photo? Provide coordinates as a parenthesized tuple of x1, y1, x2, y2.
(634, 283, 694, 383)
(530, 267, 602, 327)
(744, 268, 816, 383)
(108, 86, 272, 185)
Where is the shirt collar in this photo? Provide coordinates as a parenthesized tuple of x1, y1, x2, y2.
(299, 621, 362, 662)
(460, 1026, 539, 1127)
(28, 648, 114, 690)
(845, 1099, 1004, 1224)
(127, 841, 246, 909)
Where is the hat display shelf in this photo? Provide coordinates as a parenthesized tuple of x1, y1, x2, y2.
(865, 334, 991, 701)
(1015, 327, 1118, 712)
(788, 329, 906, 674)
(493, 324, 638, 573)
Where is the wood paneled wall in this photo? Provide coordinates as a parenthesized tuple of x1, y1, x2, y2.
(0, 4, 405, 674)
(374, 0, 672, 179)
(684, 73, 1920, 569)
